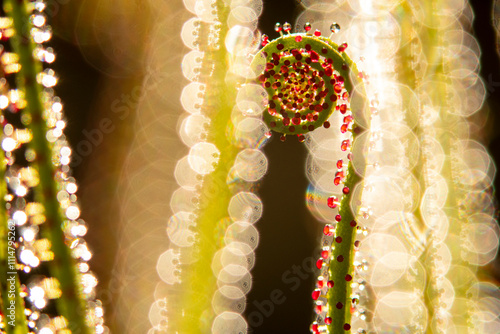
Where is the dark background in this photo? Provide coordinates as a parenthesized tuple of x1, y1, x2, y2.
(45, 0, 500, 332)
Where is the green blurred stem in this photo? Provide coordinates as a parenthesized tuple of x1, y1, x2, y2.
(3, 1, 91, 332)
(172, 3, 240, 333)
(420, 1, 453, 332)
(396, 1, 471, 332)
(394, 2, 438, 330)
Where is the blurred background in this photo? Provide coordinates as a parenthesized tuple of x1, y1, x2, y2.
(43, 0, 500, 332)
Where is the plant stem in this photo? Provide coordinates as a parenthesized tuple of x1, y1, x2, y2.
(171, 3, 246, 332)
(252, 30, 368, 333)
(3, 0, 91, 331)
(326, 166, 362, 333)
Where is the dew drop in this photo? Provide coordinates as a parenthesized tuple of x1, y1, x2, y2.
(179, 114, 209, 147)
(188, 142, 219, 175)
(13, 211, 27, 226)
(2, 137, 17, 152)
(212, 286, 246, 315)
(233, 149, 268, 182)
(180, 18, 201, 49)
(167, 212, 196, 247)
(225, 25, 256, 56)
(156, 249, 181, 284)
(228, 192, 263, 224)
(181, 50, 204, 81)
(337, 160, 343, 169)
(327, 196, 338, 209)
(323, 224, 334, 236)
(221, 242, 255, 271)
(338, 43, 348, 52)
(312, 289, 320, 300)
(225, 222, 260, 251)
(330, 23, 341, 34)
(283, 22, 292, 33)
(181, 82, 205, 114)
(174, 156, 202, 190)
(66, 206, 80, 220)
(217, 264, 252, 295)
(321, 250, 329, 259)
(212, 312, 247, 334)
(233, 117, 270, 149)
(236, 84, 268, 116)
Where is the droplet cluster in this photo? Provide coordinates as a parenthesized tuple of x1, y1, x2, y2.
(300, 1, 500, 334)
(0, 1, 106, 332)
(253, 23, 353, 140)
(250, 21, 366, 332)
